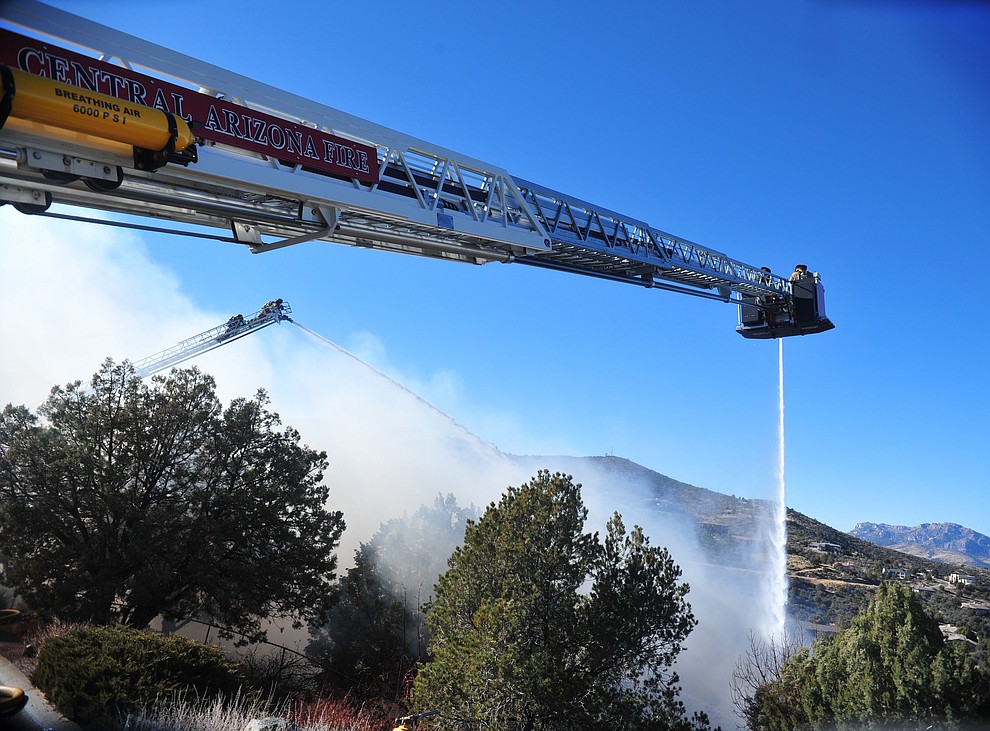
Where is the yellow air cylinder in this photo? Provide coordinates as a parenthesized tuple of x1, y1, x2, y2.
(0, 65, 194, 155)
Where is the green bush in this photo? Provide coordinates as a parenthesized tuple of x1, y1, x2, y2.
(32, 624, 245, 723)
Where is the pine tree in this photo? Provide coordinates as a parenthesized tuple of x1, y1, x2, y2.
(742, 582, 990, 730)
(0, 360, 343, 642)
(409, 471, 710, 731)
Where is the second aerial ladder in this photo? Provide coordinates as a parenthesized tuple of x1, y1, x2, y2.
(131, 300, 291, 378)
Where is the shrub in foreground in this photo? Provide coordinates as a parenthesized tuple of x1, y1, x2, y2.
(32, 624, 245, 723)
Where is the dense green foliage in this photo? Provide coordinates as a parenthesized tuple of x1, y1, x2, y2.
(741, 583, 990, 730)
(0, 360, 344, 641)
(410, 471, 712, 731)
(32, 624, 244, 723)
(309, 494, 478, 700)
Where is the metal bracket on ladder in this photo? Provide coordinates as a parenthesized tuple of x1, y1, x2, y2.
(232, 205, 341, 254)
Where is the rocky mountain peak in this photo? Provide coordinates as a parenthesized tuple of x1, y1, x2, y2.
(849, 522, 990, 569)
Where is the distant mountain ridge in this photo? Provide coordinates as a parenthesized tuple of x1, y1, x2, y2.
(849, 521, 990, 570)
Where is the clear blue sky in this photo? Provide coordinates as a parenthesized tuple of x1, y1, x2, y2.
(6, 0, 990, 537)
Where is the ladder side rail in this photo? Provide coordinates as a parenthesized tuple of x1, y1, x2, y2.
(516, 178, 788, 297)
(132, 321, 275, 377)
(107, 144, 784, 297)
(378, 149, 549, 248)
(132, 327, 227, 373)
(133, 340, 227, 378)
(520, 186, 669, 262)
(651, 231, 790, 296)
(514, 253, 739, 303)
(0, 124, 548, 257)
(133, 344, 221, 379)
(188, 147, 546, 252)
(0, 138, 542, 259)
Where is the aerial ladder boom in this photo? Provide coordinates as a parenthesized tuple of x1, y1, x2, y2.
(131, 300, 291, 378)
(0, 1, 833, 339)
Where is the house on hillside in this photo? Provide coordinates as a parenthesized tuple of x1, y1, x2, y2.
(797, 620, 839, 643)
(949, 573, 977, 587)
(940, 624, 978, 646)
(882, 567, 909, 580)
(809, 541, 842, 553)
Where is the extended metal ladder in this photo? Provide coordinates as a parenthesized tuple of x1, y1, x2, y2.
(0, 0, 832, 338)
(131, 301, 291, 378)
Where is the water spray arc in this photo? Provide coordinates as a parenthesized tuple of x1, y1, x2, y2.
(288, 320, 497, 452)
(289, 320, 454, 418)
(126, 300, 502, 461)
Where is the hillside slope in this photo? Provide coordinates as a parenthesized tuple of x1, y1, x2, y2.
(572, 456, 990, 629)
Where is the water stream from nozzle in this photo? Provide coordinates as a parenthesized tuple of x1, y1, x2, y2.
(288, 319, 496, 452)
(769, 337, 789, 637)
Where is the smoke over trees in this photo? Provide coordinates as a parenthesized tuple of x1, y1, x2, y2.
(7, 359, 990, 731)
(0, 360, 344, 642)
(308, 494, 477, 700)
(409, 470, 713, 731)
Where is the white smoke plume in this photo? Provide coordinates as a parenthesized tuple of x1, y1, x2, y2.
(517, 455, 780, 729)
(0, 207, 781, 728)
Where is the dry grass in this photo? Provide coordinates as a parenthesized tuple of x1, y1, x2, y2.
(26, 616, 87, 647)
(115, 693, 397, 731)
(0, 613, 85, 674)
(292, 695, 399, 731)
(115, 691, 264, 731)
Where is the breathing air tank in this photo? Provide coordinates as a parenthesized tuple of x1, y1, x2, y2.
(0, 64, 195, 170)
